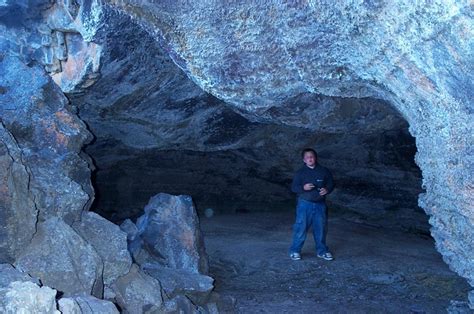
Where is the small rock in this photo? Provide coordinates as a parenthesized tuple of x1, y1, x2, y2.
(162, 295, 197, 313)
(120, 218, 139, 241)
(112, 264, 164, 314)
(143, 264, 214, 305)
(367, 273, 404, 285)
(0, 281, 58, 313)
(59, 296, 119, 314)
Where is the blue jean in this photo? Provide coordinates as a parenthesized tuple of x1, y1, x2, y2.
(289, 198, 329, 255)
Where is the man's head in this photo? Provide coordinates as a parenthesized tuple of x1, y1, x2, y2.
(301, 148, 317, 168)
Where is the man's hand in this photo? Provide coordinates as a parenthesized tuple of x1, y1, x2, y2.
(303, 183, 315, 191)
(319, 187, 328, 196)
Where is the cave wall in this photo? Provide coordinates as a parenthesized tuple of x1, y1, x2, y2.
(101, 0, 474, 289)
(0, 0, 472, 305)
(64, 11, 424, 232)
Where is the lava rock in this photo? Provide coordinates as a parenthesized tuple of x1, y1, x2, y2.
(14, 217, 103, 297)
(112, 264, 164, 314)
(120, 219, 139, 242)
(143, 265, 214, 305)
(135, 193, 209, 274)
(0, 55, 93, 225)
(58, 296, 119, 314)
(0, 281, 58, 313)
(162, 295, 197, 314)
(72, 211, 132, 287)
(0, 264, 39, 288)
(0, 125, 37, 263)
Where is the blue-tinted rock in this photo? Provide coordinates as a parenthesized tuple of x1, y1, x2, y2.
(14, 218, 103, 298)
(135, 193, 209, 275)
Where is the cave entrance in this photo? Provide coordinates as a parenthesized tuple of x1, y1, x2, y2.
(68, 13, 470, 310)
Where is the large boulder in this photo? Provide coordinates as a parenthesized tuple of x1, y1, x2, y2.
(111, 264, 164, 314)
(135, 193, 209, 274)
(14, 218, 103, 297)
(73, 211, 132, 287)
(0, 281, 58, 314)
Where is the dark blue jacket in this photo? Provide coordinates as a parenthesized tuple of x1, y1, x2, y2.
(291, 164, 334, 203)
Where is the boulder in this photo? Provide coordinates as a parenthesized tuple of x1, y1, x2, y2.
(14, 218, 103, 297)
(136, 193, 209, 274)
(143, 265, 214, 305)
(58, 296, 119, 314)
(73, 211, 132, 286)
(0, 281, 58, 314)
(0, 264, 39, 288)
(112, 264, 163, 314)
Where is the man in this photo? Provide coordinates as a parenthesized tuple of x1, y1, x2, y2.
(289, 148, 334, 261)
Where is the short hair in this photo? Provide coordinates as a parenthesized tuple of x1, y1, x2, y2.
(301, 148, 317, 158)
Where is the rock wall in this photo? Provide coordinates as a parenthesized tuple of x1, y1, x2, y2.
(1, 0, 472, 308)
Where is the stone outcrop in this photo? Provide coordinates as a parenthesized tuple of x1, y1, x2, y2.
(0, 125, 37, 263)
(14, 218, 103, 297)
(0, 55, 93, 225)
(135, 193, 209, 275)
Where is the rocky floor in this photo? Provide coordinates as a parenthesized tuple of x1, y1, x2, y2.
(201, 210, 471, 313)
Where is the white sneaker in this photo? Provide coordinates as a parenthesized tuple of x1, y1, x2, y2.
(317, 252, 334, 261)
(290, 252, 301, 261)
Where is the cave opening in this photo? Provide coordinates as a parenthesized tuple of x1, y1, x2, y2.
(64, 10, 471, 311)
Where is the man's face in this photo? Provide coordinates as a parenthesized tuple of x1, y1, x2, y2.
(303, 151, 316, 167)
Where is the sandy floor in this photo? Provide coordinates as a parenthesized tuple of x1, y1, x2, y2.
(200, 210, 470, 313)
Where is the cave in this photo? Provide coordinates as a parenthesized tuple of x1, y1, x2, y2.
(0, 1, 472, 313)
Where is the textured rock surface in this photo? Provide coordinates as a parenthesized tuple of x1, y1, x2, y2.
(135, 193, 209, 274)
(59, 296, 119, 314)
(0, 264, 39, 287)
(0, 281, 58, 314)
(73, 211, 132, 287)
(162, 295, 198, 314)
(112, 264, 163, 314)
(1, 0, 472, 307)
(14, 218, 103, 297)
(143, 265, 214, 305)
(0, 55, 93, 225)
(0, 124, 37, 263)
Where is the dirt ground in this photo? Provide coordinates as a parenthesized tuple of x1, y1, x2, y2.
(200, 210, 471, 313)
